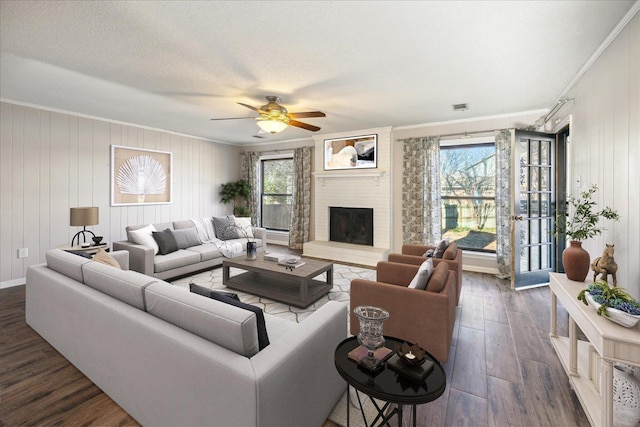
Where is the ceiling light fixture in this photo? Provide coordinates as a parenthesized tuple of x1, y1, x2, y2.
(257, 119, 288, 134)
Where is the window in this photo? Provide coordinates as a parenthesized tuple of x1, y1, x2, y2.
(260, 158, 293, 231)
(440, 142, 496, 252)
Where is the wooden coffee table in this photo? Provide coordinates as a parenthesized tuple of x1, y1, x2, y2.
(222, 255, 333, 308)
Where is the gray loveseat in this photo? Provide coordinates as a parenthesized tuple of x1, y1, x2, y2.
(113, 218, 266, 280)
(26, 249, 347, 427)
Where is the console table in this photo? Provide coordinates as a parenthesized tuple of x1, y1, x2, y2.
(549, 273, 640, 426)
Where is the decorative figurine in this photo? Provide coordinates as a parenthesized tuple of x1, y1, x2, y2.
(591, 244, 618, 285)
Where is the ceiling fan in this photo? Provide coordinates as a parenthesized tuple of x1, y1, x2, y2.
(210, 96, 326, 133)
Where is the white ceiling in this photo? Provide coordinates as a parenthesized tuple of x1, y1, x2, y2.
(1, 1, 636, 145)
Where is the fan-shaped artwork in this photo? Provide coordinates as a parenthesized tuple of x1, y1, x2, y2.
(111, 146, 172, 205)
(117, 155, 166, 202)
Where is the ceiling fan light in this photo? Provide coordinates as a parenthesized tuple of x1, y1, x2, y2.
(257, 120, 288, 134)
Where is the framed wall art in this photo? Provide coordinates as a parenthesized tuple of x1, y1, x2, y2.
(323, 134, 377, 170)
(111, 145, 172, 206)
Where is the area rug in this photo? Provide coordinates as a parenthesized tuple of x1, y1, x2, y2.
(170, 262, 377, 427)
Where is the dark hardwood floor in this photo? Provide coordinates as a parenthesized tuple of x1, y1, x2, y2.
(1, 271, 588, 426)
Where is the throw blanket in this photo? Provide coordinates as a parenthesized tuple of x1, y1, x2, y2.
(191, 218, 244, 258)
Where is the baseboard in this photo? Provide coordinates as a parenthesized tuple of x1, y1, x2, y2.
(463, 265, 500, 275)
(1, 278, 26, 289)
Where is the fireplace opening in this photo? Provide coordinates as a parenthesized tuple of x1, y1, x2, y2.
(329, 207, 373, 246)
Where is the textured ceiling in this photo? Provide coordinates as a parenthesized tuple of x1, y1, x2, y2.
(0, 1, 636, 145)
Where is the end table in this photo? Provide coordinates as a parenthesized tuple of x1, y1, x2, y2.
(334, 336, 446, 427)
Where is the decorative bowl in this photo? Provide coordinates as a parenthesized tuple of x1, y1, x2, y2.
(92, 236, 103, 245)
(586, 292, 640, 328)
(284, 256, 300, 264)
(395, 342, 427, 366)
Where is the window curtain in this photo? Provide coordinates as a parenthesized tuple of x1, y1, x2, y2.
(400, 136, 442, 245)
(495, 129, 513, 279)
(289, 147, 311, 250)
(241, 151, 260, 226)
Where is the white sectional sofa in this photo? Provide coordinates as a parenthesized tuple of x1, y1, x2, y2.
(26, 249, 347, 427)
(113, 218, 267, 280)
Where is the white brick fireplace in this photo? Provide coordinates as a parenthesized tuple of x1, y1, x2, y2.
(303, 127, 392, 266)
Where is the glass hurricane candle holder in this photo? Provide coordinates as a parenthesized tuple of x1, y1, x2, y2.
(354, 305, 389, 372)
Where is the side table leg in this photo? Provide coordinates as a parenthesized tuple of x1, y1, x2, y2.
(413, 404, 417, 427)
(601, 359, 614, 427)
(550, 291, 557, 338)
(347, 384, 350, 427)
(569, 317, 578, 377)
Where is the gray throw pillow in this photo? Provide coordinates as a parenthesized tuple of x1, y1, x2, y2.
(212, 215, 239, 240)
(172, 228, 201, 249)
(152, 228, 179, 255)
(433, 238, 449, 258)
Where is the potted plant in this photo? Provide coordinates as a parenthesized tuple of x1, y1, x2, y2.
(555, 184, 619, 281)
(219, 179, 251, 217)
(578, 280, 640, 327)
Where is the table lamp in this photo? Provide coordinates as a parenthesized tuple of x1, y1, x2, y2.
(70, 207, 99, 246)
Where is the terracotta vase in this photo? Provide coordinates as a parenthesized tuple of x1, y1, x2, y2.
(563, 241, 590, 282)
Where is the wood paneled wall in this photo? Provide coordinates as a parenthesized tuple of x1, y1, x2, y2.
(0, 102, 241, 285)
(561, 13, 640, 297)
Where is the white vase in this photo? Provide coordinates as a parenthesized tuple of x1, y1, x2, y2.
(613, 364, 640, 427)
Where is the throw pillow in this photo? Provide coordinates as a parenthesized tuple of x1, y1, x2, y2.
(422, 248, 435, 257)
(189, 283, 240, 301)
(408, 258, 434, 290)
(443, 242, 458, 260)
(212, 215, 239, 240)
(426, 262, 449, 293)
(189, 282, 269, 351)
(128, 224, 159, 255)
(152, 228, 179, 255)
(172, 227, 202, 249)
(234, 217, 254, 239)
(92, 248, 121, 269)
(433, 238, 450, 258)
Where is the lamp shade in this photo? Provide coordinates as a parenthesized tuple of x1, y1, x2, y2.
(257, 120, 288, 134)
(70, 207, 99, 226)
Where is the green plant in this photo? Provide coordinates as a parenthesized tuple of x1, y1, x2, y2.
(220, 179, 251, 216)
(577, 280, 640, 317)
(555, 184, 619, 241)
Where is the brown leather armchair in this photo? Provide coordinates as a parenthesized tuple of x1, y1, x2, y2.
(388, 242, 462, 305)
(350, 261, 456, 363)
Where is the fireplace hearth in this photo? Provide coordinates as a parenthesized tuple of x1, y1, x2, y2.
(329, 207, 373, 246)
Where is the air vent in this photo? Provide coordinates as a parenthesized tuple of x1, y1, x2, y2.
(252, 135, 266, 139)
(452, 103, 468, 112)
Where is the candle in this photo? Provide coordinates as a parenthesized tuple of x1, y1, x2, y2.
(405, 351, 416, 360)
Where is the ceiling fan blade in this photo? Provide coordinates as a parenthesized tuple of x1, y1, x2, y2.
(238, 102, 261, 112)
(288, 120, 321, 132)
(287, 111, 326, 119)
(210, 117, 255, 121)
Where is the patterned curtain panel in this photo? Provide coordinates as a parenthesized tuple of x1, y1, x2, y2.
(495, 129, 513, 279)
(401, 136, 442, 245)
(241, 151, 260, 226)
(289, 147, 311, 249)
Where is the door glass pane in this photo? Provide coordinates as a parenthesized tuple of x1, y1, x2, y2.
(530, 168, 540, 191)
(530, 245, 540, 271)
(530, 220, 540, 244)
(531, 140, 540, 164)
(542, 244, 550, 269)
(541, 140, 550, 165)
(519, 139, 529, 164)
(520, 245, 529, 272)
(540, 167, 550, 191)
(520, 167, 529, 191)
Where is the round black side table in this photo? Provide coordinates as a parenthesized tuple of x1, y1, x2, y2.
(334, 336, 446, 427)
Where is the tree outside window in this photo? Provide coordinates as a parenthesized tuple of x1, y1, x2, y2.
(261, 158, 293, 231)
(440, 143, 496, 252)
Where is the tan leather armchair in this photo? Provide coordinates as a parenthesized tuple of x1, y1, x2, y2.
(388, 242, 463, 305)
(350, 261, 456, 363)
